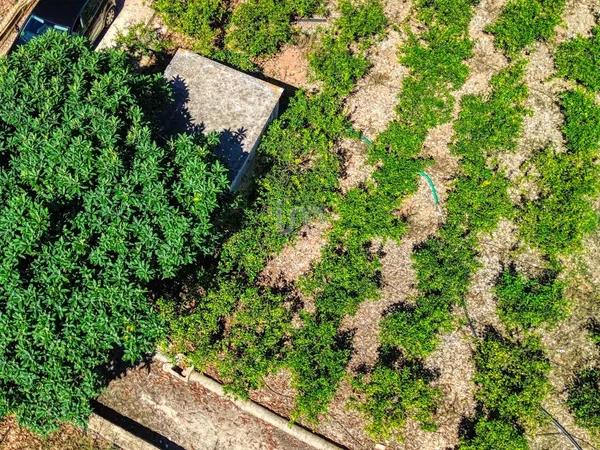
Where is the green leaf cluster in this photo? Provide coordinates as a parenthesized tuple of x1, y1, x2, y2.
(567, 368, 600, 432)
(352, 363, 439, 440)
(487, 0, 566, 55)
(520, 89, 600, 258)
(460, 417, 528, 450)
(555, 25, 600, 92)
(310, 0, 387, 96)
(154, 0, 228, 54)
(226, 0, 325, 57)
(0, 33, 228, 433)
(473, 334, 551, 426)
(496, 268, 566, 328)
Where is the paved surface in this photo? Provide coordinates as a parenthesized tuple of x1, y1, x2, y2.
(97, 362, 309, 450)
(97, 0, 155, 50)
(164, 49, 283, 190)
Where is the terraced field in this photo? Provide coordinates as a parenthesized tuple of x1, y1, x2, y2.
(156, 0, 600, 448)
(0, 0, 599, 448)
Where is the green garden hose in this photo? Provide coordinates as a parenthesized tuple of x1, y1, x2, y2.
(350, 128, 441, 207)
(419, 171, 440, 205)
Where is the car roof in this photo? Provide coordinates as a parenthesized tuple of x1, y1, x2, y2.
(31, 0, 88, 27)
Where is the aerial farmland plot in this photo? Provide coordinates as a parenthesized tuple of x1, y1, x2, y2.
(0, 0, 599, 449)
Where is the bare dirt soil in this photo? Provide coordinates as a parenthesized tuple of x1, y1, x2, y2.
(0, 418, 111, 450)
(98, 362, 308, 450)
(0, 0, 17, 20)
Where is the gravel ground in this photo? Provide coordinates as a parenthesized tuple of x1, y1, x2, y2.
(0, 418, 112, 450)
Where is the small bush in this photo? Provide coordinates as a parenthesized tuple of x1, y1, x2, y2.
(521, 89, 600, 258)
(474, 334, 551, 425)
(115, 23, 171, 61)
(496, 268, 566, 328)
(226, 0, 295, 56)
(567, 368, 600, 432)
(0, 33, 228, 433)
(555, 25, 600, 92)
(309, 33, 370, 96)
(352, 363, 439, 440)
(337, 0, 387, 43)
(286, 317, 351, 422)
(154, 0, 228, 54)
(487, 0, 566, 55)
(460, 417, 528, 450)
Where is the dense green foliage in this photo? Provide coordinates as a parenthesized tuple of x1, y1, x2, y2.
(352, 363, 439, 439)
(496, 268, 566, 328)
(555, 25, 600, 92)
(154, 0, 228, 53)
(0, 33, 228, 433)
(487, 0, 566, 55)
(227, 0, 323, 56)
(473, 334, 551, 425)
(567, 368, 600, 432)
(461, 417, 528, 450)
(520, 89, 600, 258)
(310, 0, 386, 96)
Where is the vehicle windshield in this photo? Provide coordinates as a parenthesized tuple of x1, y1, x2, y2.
(17, 15, 70, 45)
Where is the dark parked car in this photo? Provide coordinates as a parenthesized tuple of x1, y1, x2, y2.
(14, 0, 116, 48)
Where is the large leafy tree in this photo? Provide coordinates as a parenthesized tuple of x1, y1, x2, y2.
(0, 32, 228, 433)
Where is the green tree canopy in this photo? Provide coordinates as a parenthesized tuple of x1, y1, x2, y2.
(0, 32, 228, 433)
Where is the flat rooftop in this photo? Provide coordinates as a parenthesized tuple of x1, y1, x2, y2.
(164, 50, 284, 188)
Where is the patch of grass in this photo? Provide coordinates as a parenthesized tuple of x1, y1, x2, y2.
(555, 25, 600, 92)
(487, 0, 566, 55)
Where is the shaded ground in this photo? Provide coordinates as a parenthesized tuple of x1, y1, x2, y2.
(98, 362, 309, 450)
(0, 418, 112, 450)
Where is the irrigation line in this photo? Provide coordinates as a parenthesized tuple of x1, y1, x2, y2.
(541, 407, 584, 450)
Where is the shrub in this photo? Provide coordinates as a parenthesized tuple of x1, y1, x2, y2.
(226, 0, 295, 56)
(496, 267, 566, 328)
(521, 89, 600, 258)
(337, 0, 387, 43)
(460, 417, 528, 450)
(487, 0, 566, 55)
(310, 0, 386, 96)
(474, 334, 551, 425)
(115, 23, 171, 61)
(154, 0, 228, 54)
(567, 368, 600, 432)
(555, 25, 600, 92)
(286, 317, 351, 422)
(352, 363, 439, 440)
(309, 33, 370, 96)
(0, 33, 228, 433)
